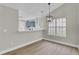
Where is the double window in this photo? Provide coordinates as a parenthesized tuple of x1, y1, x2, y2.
(48, 17, 66, 37)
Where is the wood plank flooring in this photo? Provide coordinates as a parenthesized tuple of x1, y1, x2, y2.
(4, 40, 79, 55)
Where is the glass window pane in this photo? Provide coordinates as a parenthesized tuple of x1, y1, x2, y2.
(63, 18, 66, 22)
(62, 18, 66, 26)
(57, 27, 60, 36)
(52, 19, 55, 27)
(59, 18, 63, 26)
(51, 27, 55, 35)
(59, 28, 63, 37)
(48, 19, 56, 35)
(57, 19, 60, 26)
(62, 22, 66, 26)
(62, 27, 66, 37)
(48, 17, 66, 37)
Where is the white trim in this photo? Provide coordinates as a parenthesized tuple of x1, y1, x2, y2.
(0, 38, 78, 55)
(0, 39, 42, 55)
(43, 38, 78, 48)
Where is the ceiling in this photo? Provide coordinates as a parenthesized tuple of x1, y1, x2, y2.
(1, 3, 63, 19)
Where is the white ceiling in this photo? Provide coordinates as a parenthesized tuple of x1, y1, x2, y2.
(1, 3, 63, 19)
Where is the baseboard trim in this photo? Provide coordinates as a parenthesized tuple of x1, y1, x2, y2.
(0, 39, 42, 55)
(43, 38, 78, 48)
(0, 38, 78, 55)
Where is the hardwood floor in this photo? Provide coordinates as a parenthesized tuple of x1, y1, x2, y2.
(4, 40, 79, 55)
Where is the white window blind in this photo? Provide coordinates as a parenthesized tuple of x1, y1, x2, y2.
(48, 17, 66, 37)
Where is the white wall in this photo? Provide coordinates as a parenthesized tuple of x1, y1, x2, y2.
(43, 3, 78, 46)
(0, 3, 78, 52)
(77, 4, 79, 46)
(0, 5, 43, 51)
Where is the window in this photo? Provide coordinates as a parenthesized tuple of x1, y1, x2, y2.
(48, 17, 66, 37)
(25, 20, 36, 31)
(48, 19, 56, 35)
(26, 20, 35, 28)
(18, 18, 40, 32)
(56, 18, 66, 37)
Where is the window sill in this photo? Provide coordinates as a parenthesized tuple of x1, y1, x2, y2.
(18, 28, 44, 32)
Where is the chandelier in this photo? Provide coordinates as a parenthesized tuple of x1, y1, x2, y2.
(46, 3, 53, 22)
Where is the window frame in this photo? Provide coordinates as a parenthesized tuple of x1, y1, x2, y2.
(48, 17, 66, 38)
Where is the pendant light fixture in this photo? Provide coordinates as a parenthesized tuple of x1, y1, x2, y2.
(46, 3, 53, 22)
